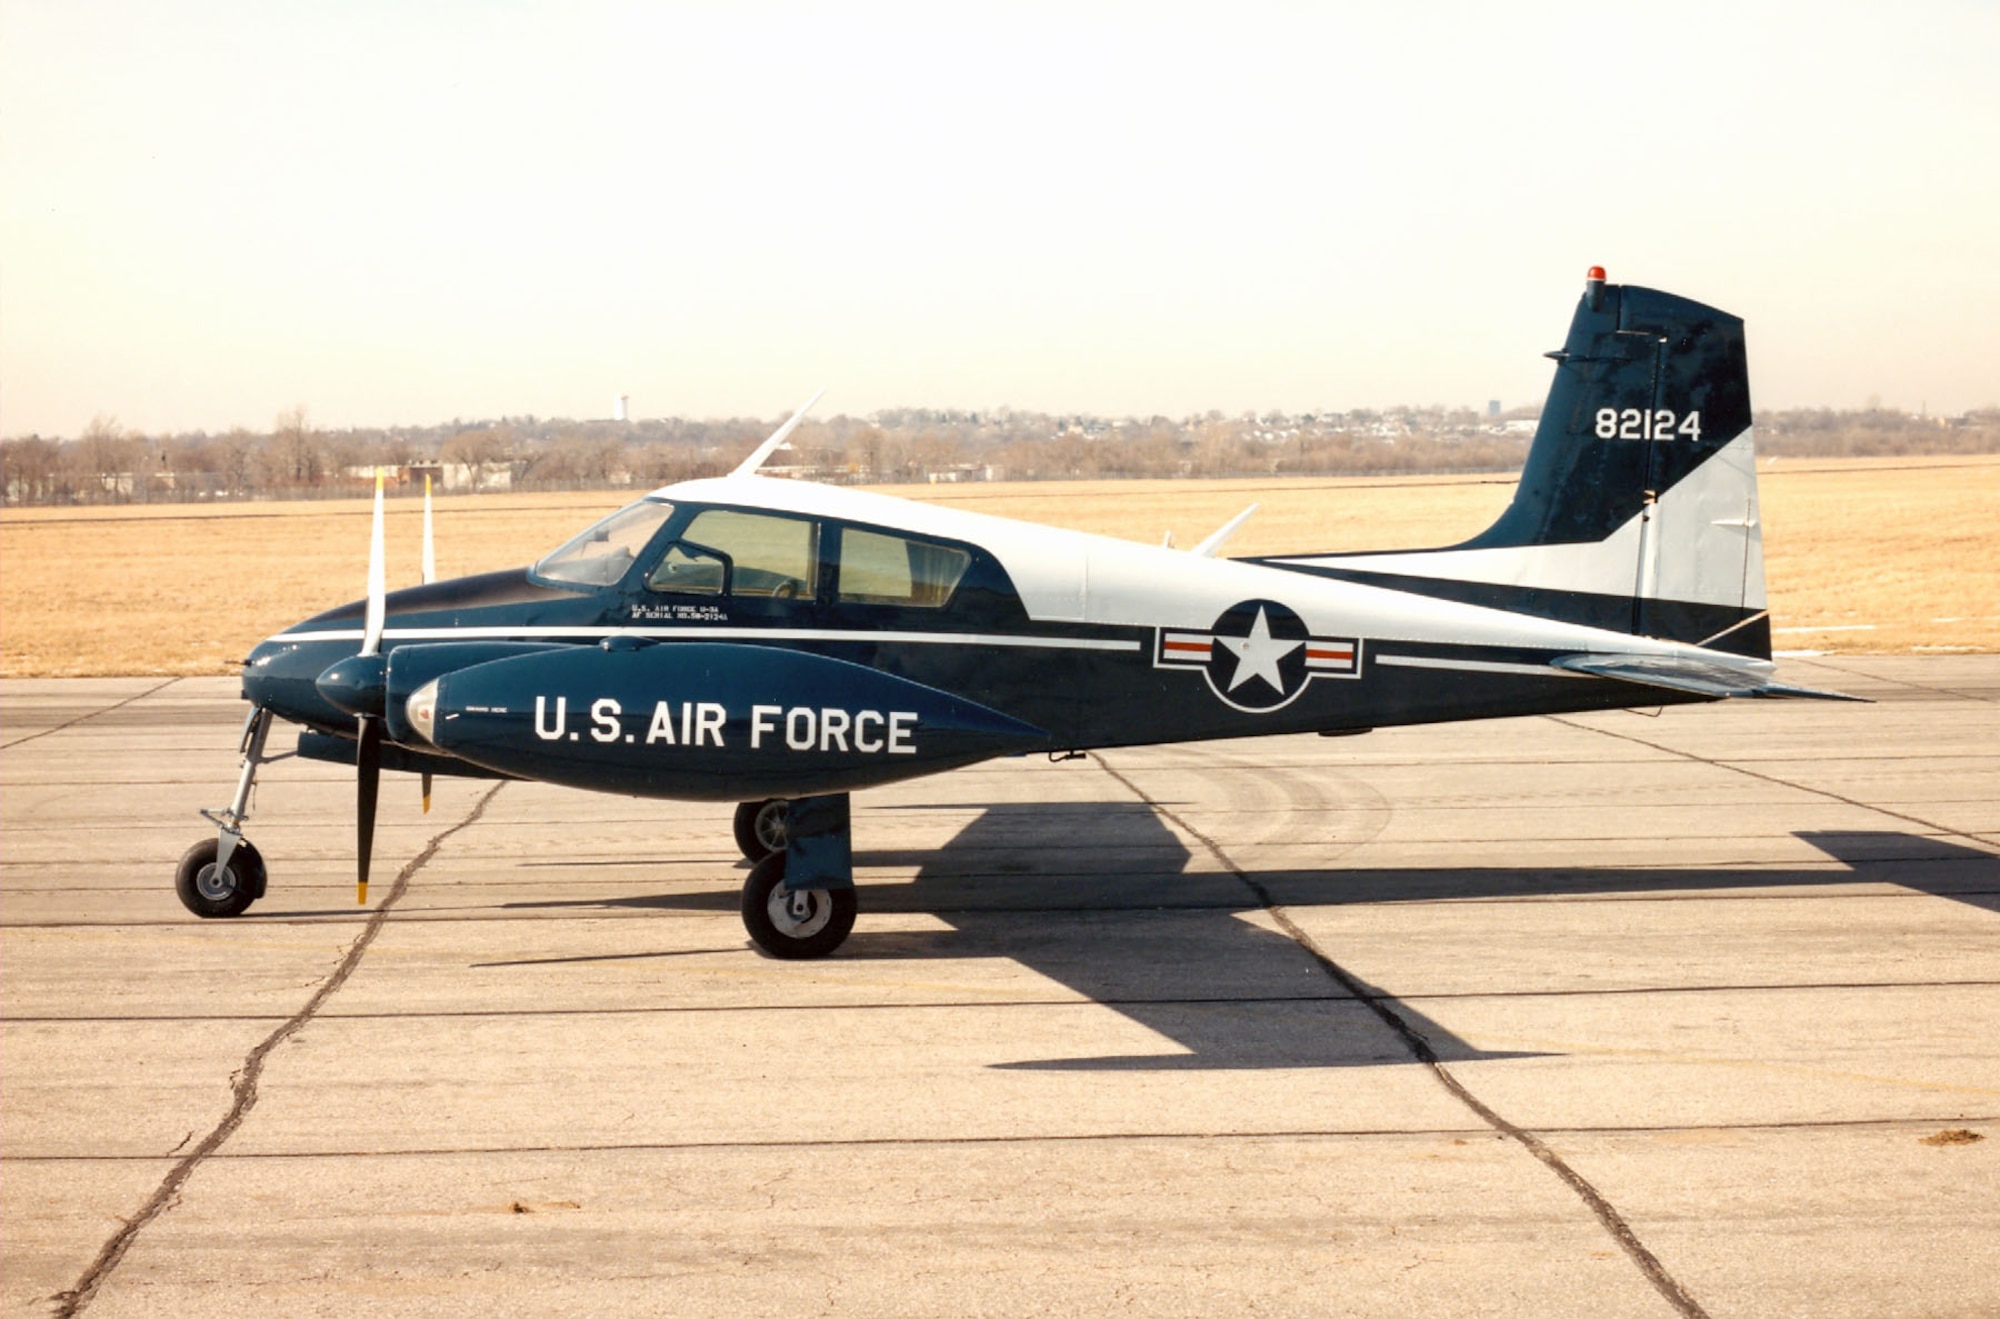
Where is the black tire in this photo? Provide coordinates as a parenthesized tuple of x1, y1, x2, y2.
(740, 852, 856, 960)
(732, 798, 789, 862)
(175, 837, 264, 918)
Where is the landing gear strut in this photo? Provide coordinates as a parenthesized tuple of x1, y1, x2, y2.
(178, 706, 278, 918)
(737, 793, 855, 959)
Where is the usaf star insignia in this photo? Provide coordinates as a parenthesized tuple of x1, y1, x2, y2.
(1155, 599, 1361, 712)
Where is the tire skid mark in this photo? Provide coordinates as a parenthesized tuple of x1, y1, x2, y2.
(50, 782, 507, 1318)
(1092, 752, 1713, 1319)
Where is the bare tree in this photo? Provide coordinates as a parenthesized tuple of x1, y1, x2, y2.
(1, 436, 62, 504)
(76, 415, 145, 501)
(269, 406, 322, 487)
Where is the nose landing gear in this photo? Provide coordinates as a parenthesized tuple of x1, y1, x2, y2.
(177, 706, 279, 918)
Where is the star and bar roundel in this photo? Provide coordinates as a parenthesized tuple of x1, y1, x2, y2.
(1154, 599, 1362, 713)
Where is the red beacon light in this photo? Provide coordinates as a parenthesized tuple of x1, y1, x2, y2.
(1587, 265, 1607, 282)
(1585, 264, 1607, 310)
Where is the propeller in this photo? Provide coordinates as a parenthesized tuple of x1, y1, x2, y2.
(356, 469, 387, 904)
(420, 474, 434, 815)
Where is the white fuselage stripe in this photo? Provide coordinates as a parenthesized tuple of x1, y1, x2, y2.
(1373, 654, 1590, 679)
(268, 626, 1143, 653)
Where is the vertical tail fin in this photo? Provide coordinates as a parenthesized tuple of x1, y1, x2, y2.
(1261, 269, 1769, 659)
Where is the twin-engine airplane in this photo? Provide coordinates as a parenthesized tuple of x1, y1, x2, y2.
(180, 269, 1852, 957)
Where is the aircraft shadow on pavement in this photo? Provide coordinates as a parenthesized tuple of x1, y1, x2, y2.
(500, 806, 1997, 1072)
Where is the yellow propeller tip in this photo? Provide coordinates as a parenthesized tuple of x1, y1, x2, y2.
(357, 883, 369, 905)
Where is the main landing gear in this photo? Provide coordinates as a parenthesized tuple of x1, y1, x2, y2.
(177, 706, 278, 918)
(732, 798, 790, 862)
(731, 795, 856, 960)
(173, 719, 857, 959)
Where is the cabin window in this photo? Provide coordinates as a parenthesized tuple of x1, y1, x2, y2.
(651, 508, 818, 598)
(534, 500, 674, 587)
(838, 528, 971, 608)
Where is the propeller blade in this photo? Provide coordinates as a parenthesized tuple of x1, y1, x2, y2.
(357, 715, 381, 904)
(361, 469, 387, 657)
(421, 770, 432, 815)
(421, 473, 436, 585)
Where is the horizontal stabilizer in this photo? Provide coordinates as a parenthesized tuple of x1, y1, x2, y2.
(1550, 653, 1863, 701)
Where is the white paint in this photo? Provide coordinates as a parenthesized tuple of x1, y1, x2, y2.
(1267, 429, 1766, 611)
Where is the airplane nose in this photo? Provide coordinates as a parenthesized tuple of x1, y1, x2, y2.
(315, 653, 388, 717)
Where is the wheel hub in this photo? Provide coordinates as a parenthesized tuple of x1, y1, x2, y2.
(755, 802, 789, 853)
(767, 884, 831, 938)
(195, 862, 237, 902)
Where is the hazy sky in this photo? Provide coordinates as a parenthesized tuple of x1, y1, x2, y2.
(4, 1, 1997, 437)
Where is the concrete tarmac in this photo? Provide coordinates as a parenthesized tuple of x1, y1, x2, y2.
(2, 657, 1995, 1318)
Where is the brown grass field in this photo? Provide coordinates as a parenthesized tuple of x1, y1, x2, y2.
(2, 455, 1993, 677)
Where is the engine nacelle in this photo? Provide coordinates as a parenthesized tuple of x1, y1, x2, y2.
(406, 642, 1048, 800)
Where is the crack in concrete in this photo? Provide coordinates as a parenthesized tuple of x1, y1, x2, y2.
(49, 781, 506, 1318)
(1546, 715, 1998, 852)
(1, 679, 181, 750)
(1090, 752, 1714, 1319)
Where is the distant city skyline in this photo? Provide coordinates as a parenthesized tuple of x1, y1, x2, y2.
(5, 1, 1998, 439)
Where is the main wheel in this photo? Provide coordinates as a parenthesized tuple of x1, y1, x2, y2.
(740, 852, 856, 960)
(732, 798, 789, 862)
(175, 837, 265, 918)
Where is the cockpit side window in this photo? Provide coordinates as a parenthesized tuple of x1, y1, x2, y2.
(649, 509, 818, 598)
(533, 500, 675, 587)
(837, 527, 972, 608)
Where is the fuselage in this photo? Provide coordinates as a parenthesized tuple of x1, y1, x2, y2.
(244, 475, 1732, 800)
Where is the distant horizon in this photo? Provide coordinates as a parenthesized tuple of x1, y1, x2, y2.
(11, 397, 1999, 446)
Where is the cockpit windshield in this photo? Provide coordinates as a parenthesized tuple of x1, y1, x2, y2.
(532, 499, 674, 587)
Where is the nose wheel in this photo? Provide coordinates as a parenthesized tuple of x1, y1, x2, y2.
(175, 836, 266, 918)
(740, 852, 856, 959)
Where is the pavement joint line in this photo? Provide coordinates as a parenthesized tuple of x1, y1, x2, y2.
(1790, 656, 1997, 704)
(1089, 751, 1715, 1319)
(10, 978, 2000, 1026)
(50, 780, 507, 1319)
(1546, 716, 2000, 854)
(10, 1113, 1996, 1164)
(0, 678, 182, 750)
(8, 880, 1999, 931)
